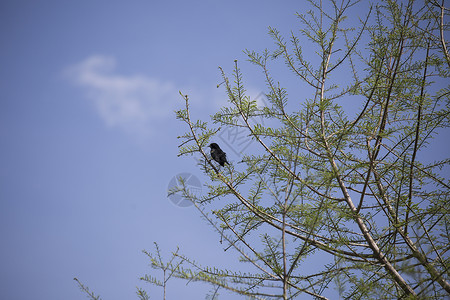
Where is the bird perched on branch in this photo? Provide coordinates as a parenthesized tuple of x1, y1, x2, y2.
(208, 143, 229, 167)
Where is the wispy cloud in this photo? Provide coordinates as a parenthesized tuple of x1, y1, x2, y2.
(65, 55, 179, 138)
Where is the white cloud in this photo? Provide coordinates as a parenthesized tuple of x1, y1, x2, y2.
(65, 55, 269, 143)
(65, 55, 179, 138)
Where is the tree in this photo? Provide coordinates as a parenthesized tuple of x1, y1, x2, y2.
(142, 0, 449, 299)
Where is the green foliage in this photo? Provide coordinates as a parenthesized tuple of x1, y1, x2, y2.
(142, 0, 450, 299)
(73, 278, 102, 300)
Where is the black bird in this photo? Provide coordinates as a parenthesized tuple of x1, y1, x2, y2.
(208, 143, 229, 167)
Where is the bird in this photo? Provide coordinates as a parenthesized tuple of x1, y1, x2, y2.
(208, 143, 229, 167)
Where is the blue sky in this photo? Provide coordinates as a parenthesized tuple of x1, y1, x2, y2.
(0, 1, 311, 299)
(1, 1, 449, 300)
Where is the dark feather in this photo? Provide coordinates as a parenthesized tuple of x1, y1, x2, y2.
(208, 143, 229, 167)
